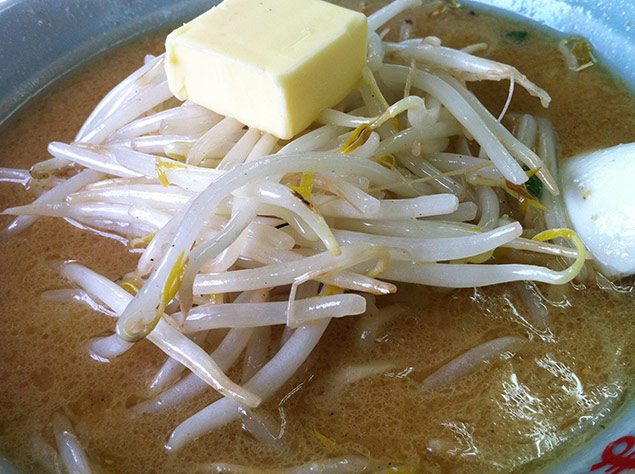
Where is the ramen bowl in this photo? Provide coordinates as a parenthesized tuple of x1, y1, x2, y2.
(0, 0, 633, 473)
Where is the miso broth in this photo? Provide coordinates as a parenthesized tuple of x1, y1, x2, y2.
(0, 4, 634, 473)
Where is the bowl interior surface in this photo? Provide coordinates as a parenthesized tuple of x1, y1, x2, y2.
(1, 0, 634, 129)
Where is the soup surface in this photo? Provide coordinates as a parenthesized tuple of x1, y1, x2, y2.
(0, 4, 634, 473)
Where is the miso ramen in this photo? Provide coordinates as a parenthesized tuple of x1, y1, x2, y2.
(0, 2, 633, 473)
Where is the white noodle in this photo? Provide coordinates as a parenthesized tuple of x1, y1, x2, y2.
(422, 337, 529, 389)
(242, 326, 272, 383)
(196, 456, 376, 474)
(355, 302, 407, 350)
(52, 412, 93, 474)
(0, 457, 21, 474)
(329, 361, 399, 391)
(237, 406, 284, 450)
(30, 433, 64, 474)
(514, 281, 551, 330)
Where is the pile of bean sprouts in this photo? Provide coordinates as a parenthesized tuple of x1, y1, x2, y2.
(0, 0, 590, 471)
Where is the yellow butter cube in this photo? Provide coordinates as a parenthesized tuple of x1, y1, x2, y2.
(165, 0, 368, 139)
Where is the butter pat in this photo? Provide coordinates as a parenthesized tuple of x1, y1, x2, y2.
(165, 0, 367, 139)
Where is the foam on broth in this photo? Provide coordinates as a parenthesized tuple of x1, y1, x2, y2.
(0, 5, 634, 473)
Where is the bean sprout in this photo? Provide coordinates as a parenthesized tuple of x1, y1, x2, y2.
(0, 0, 590, 462)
